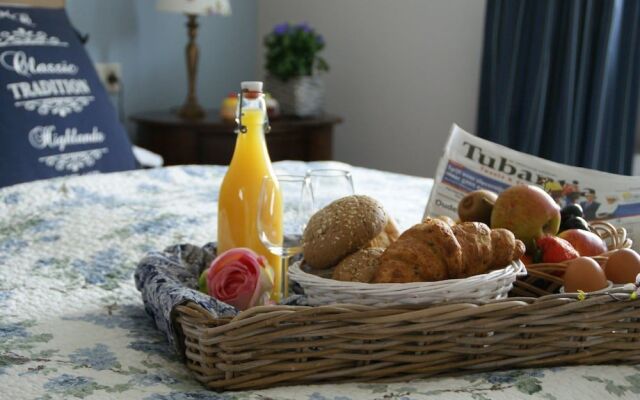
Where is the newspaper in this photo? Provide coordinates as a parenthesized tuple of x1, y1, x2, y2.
(425, 124, 640, 250)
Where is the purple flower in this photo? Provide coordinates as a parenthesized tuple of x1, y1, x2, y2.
(296, 22, 312, 33)
(273, 22, 289, 35)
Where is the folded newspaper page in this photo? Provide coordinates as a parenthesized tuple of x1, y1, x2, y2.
(425, 124, 640, 249)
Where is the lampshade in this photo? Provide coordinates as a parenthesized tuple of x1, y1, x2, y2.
(156, 0, 231, 16)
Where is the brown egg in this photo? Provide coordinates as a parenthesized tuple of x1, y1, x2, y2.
(604, 249, 640, 284)
(564, 257, 608, 292)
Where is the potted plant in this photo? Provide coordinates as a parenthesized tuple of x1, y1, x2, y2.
(264, 22, 329, 117)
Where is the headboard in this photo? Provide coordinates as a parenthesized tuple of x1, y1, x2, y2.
(0, 0, 64, 8)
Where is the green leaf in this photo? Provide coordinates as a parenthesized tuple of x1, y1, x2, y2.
(625, 374, 640, 393)
(625, 374, 640, 386)
(516, 377, 542, 395)
(421, 390, 446, 396)
(198, 268, 209, 293)
(604, 379, 628, 397)
(317, 57, 330, 72)
(356, 383, 388, 393)
(0, 353, 30, 368)
(105, 383, 134, 393)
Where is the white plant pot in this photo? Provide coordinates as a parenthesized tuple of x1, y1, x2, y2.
(267, 75, 325, 117)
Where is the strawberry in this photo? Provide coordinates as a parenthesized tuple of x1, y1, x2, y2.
(535, 236, 579, 263)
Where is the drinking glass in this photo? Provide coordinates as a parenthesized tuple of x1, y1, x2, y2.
(307, 169, 355, 211)
(257, 175, 313, 299)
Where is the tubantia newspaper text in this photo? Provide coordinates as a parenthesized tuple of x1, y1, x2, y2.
(425, 124, 640, 249)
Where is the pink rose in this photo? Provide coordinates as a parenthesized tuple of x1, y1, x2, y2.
(206, 248, 274, 311)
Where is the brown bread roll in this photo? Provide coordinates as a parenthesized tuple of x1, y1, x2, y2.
(332, 248, 384, 283)
(303, 195, 388, 269)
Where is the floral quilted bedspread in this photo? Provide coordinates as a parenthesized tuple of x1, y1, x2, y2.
(1, 161, 639, 400)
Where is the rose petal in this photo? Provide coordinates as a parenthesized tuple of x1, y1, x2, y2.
(211, 263, 249, 298)
(216, 273, 255, 309)
(224, 270, 251, 295)
(209, 248, 253, 277)
(212, 265, 257, 309)
(248, 264, 275, 308)
(257, 255, 268, 268)
(237, 253, 262, 274)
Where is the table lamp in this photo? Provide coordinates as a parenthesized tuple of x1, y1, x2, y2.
(156, 0, 231, 120)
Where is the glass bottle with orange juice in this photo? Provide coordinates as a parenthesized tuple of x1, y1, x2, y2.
(217, 81, 284, 300)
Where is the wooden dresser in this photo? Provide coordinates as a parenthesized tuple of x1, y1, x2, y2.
(131, 110, 341, 166)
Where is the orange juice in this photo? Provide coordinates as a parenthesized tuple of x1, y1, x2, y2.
(217, 82, 283, 300)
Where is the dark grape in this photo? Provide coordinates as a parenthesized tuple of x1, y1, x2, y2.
(561, 204, 584, 220)
(559, 216, 590, 232)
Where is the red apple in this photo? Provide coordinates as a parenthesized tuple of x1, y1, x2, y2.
(491, 185, 561, 252)
(558, 229, 608, 256)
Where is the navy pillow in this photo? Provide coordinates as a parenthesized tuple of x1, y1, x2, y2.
(0, 6, 136, 187)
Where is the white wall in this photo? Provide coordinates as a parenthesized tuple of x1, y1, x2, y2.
(258, 0, 486, 177)
(67, 0, 257, 123)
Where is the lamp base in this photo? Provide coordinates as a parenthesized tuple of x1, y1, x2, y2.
(178, 14, 205, 121)
(178, 101, 205, 120)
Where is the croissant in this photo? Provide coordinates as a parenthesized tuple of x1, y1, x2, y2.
(372, 219, 462, 283)
(372, 220, 525, 283)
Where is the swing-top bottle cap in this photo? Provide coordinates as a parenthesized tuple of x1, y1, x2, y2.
(241, 81, 263, 92)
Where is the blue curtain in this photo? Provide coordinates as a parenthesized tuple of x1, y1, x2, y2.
(477, 0, 640, 175)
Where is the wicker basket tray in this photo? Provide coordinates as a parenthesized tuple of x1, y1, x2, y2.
(174, 221, 640, 391)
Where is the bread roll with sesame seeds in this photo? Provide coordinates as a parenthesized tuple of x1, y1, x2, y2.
(302, 195, 390, 269)
(332, 247, 384, 282)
